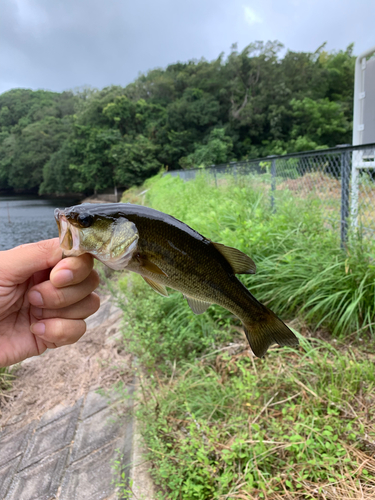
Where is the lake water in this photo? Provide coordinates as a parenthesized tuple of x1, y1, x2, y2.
(0, 196, 81, 251)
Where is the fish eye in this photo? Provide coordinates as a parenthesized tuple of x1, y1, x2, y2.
(77, 214, 94, 228)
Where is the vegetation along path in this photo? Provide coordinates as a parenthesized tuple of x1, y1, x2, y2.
(115, 174, 375, 499)
(0, 290, 146, 500)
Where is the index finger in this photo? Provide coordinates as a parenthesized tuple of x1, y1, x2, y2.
(1, 239, 62, 284)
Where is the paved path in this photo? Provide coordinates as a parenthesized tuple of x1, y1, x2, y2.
(0, 296, 136, 500)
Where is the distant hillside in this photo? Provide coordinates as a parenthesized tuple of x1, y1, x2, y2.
(0, 41, 355, 195)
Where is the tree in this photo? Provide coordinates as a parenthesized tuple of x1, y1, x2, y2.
(0, 41, 357, 194)
(111, 135, 162, 187)
(289, 97, 350, 150)
(179, 128, 233, 168)
(9, 116, 71, 191)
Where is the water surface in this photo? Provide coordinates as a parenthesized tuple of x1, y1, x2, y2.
(0, 196, 80, 251)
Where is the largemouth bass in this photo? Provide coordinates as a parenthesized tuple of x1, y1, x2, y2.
(54, 203, 298, 357)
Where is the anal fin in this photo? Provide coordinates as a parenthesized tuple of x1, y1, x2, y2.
(185, 296, 211, 314)
(143, 277, 168, 297)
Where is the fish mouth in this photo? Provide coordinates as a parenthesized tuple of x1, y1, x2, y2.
(54, 208, 83, 256)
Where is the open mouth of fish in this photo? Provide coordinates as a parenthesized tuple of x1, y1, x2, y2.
(54, 209, 84, 256)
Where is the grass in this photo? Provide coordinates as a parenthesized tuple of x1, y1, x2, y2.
(116, 172, 375, 499)
(0, 367, 12, 402)
(118, 279, 375, 499)
(144, 172, 375, 338)
(137, 338, 375, 499)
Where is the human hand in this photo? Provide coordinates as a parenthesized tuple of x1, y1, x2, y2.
(0, 238, 100, 367)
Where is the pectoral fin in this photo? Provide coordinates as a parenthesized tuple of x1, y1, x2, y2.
(143, 277, 168, 297)
(185, 296, 211, 314)
(137, 255, 168, 276)
(212, 242, 256, 274)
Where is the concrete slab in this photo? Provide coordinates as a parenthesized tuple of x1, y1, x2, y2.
(81, 391, 118, 421)
(59, 438, 124, 500)
(0, 295, 143, 499)
(0, 456, 21, 499)
(0, 424, 34, 467)
(38, 399, 82, 427)
(20, 402, 80, 470)
(5, 448, 69, 500)
(70, 406, 126, 464)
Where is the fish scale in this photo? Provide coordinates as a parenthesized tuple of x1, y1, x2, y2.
(55, 202, 298, 357)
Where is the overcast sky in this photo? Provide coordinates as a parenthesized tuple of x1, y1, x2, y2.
(1, 0, 374, 95)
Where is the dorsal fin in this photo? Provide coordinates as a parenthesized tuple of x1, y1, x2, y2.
(143, 277, 168, 297)
(212, 242, 256, 274)
(185, 296, 211, 315)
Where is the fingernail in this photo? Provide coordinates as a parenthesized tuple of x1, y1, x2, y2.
(30, 322, 45, 336)
(54, 269, 74, 286)
(29, 291, 44, 306)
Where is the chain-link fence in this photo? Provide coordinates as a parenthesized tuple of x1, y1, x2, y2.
(167, 143, 375, 248)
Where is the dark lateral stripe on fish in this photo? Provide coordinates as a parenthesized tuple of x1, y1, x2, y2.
(68, 203, 207, 242)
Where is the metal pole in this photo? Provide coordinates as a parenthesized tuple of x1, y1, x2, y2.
(269, 156, 277, 212)
(340, 150, 350, 248)
(351, 151, 359, 230)
(213, 168, 217, 188)
(230, 161, 237, 182)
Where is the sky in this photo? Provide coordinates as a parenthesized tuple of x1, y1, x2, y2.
(1, 0, 375, 95)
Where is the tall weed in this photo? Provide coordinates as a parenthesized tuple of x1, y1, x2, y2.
(144, 173, 375, 337)
(137, 338, 375, 499)
(117, 172, 375, 499)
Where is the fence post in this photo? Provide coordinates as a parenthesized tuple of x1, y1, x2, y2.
(340, 150, 351, 248)
(230, 161, 237, 182)
(268, 156, 277, 212)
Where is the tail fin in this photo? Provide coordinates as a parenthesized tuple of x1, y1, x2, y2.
(243, 307, 298, 358)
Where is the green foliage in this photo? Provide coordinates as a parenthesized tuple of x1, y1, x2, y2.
(179, 128, 233, 169)
(68, 126, 121, 193)
(9, 116, 72, 191)
(116, 173, 375, 499)
(0, 88, 77, 192)
(118, 274, 232, 375)
(111, 135, 162, 187)
(39, 139, 80, 195)
(137, 340, 375, 499)
(0, 42, 356, 194)
(289, 97, 350, 150)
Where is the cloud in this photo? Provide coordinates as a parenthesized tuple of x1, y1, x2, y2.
(0, 0, 374, 95)
(243, 5, 263, 26)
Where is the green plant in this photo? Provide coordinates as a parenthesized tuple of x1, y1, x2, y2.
(141, 173, 375, 338)
(0, 366, 13, 399)
(116, 172, 375, 499)
(135, 337, 375, 499)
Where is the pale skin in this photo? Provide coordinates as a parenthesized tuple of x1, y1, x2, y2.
(0, 238, 100, 368)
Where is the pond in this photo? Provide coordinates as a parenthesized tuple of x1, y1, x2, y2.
(0, 196, 80, 251)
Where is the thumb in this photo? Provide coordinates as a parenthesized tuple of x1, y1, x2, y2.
(1, 239, 62, 284)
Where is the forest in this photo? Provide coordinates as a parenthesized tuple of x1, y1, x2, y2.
(0, 41, 355, 195)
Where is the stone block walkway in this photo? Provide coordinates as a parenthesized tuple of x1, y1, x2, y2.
(0, 387, 133, 500)
(0, 293, 149, 500)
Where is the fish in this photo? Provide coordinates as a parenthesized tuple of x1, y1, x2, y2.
(54, 202, 298, 357)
